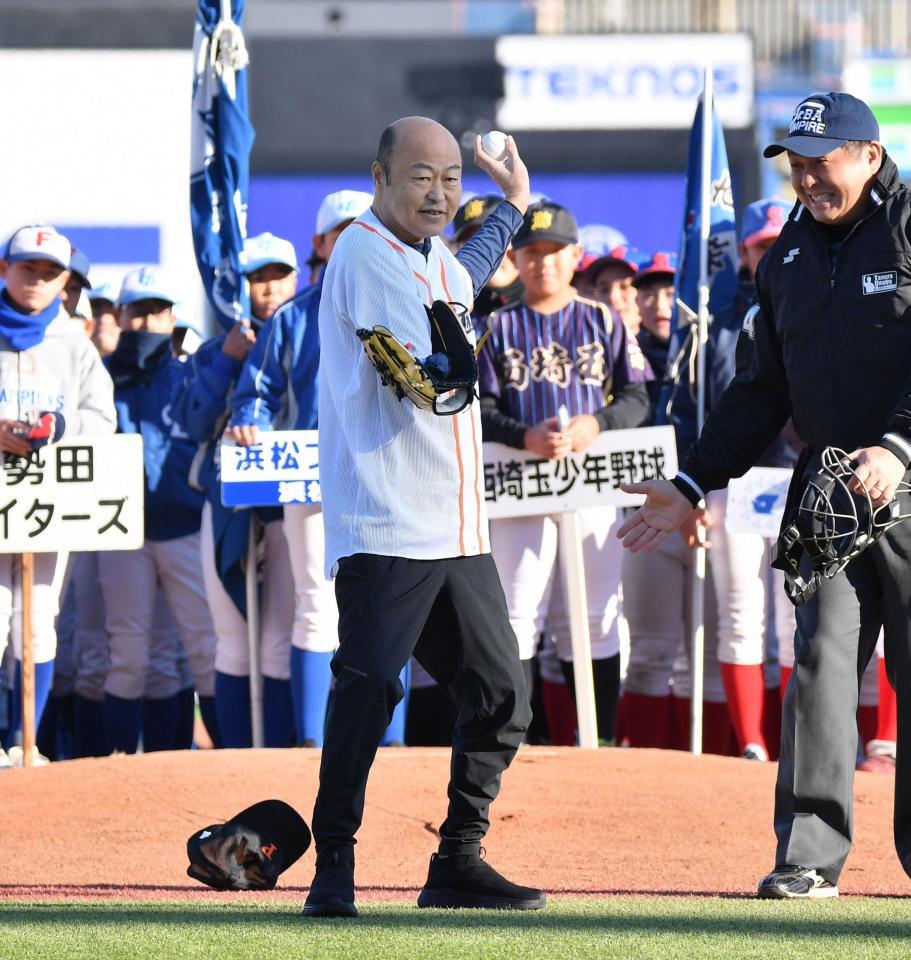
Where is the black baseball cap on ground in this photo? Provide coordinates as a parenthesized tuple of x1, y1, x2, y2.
(452, 194, 501, 242)
(763, 92, 880, 158)
(512, 201, 579, 250)
(187, 799, 311, 891)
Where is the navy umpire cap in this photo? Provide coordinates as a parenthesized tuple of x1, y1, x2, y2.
(763, 92, 879, 159)
(187, 799, 311, 891)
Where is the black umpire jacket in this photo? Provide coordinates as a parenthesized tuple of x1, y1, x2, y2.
(676, 153, 911, 502)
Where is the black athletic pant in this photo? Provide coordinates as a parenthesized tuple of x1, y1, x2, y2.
(775, 519, 911, 882)
(311, 552, 530, 854)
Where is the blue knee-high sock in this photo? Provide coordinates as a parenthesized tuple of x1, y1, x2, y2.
(6, 660, 55, 748)
(142, 694, 179, 753)
(290, 648, 333, 746)
(382, 662, 411, 746)
(103, 693, 143, 754)
(175, 687, 195, 750)
(262, 676, 294, 748)
(215, 671, 252, 748)
(197, 694, 221, 749)
(74, 695, 106, 758)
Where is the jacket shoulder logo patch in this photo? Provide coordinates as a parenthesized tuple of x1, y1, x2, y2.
(782, 247, 800, 264)
(862, 271, 898, 295)
(742, 304, 759, 340)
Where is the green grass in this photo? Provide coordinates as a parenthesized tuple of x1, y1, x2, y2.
(3, 897, 911, 960)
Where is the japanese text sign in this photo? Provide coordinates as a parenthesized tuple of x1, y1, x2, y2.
(0, 435, 144, 552)
(483, 426, 678, 519)
(220, 426, 678, 516)
(220, 430, 320, 507)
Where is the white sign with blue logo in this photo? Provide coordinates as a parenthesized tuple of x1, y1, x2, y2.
(220, 431, 321, 507)
(496, 34, 754, 130)
(725, 467, 792, 537)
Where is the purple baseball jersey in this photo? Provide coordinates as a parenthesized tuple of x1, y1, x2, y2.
(477, 294, 652, 424)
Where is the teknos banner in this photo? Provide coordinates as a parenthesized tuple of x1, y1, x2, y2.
(496, 34, 754, 130)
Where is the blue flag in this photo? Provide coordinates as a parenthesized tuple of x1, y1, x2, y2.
(659, 93, 738, 429)
(191, 0, 255, 331)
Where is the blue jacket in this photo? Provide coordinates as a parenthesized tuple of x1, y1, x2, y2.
(170, 330, 281, 617)
(230, 280, 321, 431)
(105, 336, 203, 542)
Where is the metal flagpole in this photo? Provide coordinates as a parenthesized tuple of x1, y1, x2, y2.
(690, 65, 714, 757)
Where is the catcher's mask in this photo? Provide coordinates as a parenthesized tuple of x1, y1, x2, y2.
(773, 446, 911, 606)
(186, 799, 311, 891)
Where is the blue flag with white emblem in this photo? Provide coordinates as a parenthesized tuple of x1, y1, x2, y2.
(659, 94, 738, 426)
(191, 0, 254, 331)
(675, 96, 737, 328)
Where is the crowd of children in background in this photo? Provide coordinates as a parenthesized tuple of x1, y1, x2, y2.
(0, 187, 896, 774)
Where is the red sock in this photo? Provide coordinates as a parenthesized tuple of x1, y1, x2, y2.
(668, 694, 690, 751)
(621, 691, 671, 748)
(876, 658, 897, 742)
(857, 704, 878, 750)
(779, 664, 793, 703)
(719, 663, 767, 754)
(540, 679, 577, 747)
(703, 700, 737, 756)
(762, 684, 782, 761)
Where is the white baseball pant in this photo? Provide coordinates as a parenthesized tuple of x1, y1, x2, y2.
(199, 502, 296, 679)
(0, 552, 68, 664)
(488, 506, 622, 662)
(281, 503, 339, 654)
(621, 528, 725, 702)
(99, 533, 216, 700)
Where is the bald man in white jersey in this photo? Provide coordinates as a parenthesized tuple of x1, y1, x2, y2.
(306, 117, 545, 917)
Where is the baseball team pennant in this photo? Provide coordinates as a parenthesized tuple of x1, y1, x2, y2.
(191, 0, 255, 331)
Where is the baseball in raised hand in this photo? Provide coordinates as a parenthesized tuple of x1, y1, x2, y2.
(474, 133, 530, 215)
(616, 479, 694, 553)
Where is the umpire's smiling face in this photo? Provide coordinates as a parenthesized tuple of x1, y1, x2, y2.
(788, 140, 883, 226)
(371, 117, 462, 244)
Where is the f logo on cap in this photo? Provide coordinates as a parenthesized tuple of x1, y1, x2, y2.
(35, 230, 56, 248)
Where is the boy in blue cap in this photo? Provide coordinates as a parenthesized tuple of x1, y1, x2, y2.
(224, 196, 378, 749)
(99, 266, 219, 754)
(172, 231, 302, 748)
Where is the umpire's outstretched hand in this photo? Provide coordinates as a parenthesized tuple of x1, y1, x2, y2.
(616, 479, 694, 553)
(474, 134, 530, 215)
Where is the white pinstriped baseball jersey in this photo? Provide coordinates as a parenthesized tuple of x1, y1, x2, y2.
(318, 208, 488, 578)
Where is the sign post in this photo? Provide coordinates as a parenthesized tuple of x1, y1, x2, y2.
(20, 553, 34, 767)
(246, 515, 264, 749)
(0, 435, 145, 766)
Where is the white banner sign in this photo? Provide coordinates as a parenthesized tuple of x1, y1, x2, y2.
(483, 426, 678, 519)
(0, 435, 144, 553)
(725, 467, 792, 537)
(220, 431, 321, 507)
(496, 34, 754, 130)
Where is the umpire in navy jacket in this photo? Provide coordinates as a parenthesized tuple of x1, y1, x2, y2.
(617, 92, 911, 899)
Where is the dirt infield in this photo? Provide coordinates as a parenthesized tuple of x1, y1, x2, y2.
(1, 747, 906, 900)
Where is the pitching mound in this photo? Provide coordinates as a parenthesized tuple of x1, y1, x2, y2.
(1, 747, 905, 900)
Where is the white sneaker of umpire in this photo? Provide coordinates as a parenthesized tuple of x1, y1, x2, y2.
(0, 747, 12, 770)
(758, 867, 838, 899)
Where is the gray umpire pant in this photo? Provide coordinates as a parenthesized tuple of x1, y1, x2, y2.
(775, 520, 911, 883)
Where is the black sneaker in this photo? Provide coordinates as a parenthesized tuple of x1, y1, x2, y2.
(302, 846, 358, 918)
(757, 866, 838, 899)
(417, 849, 546, 910)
